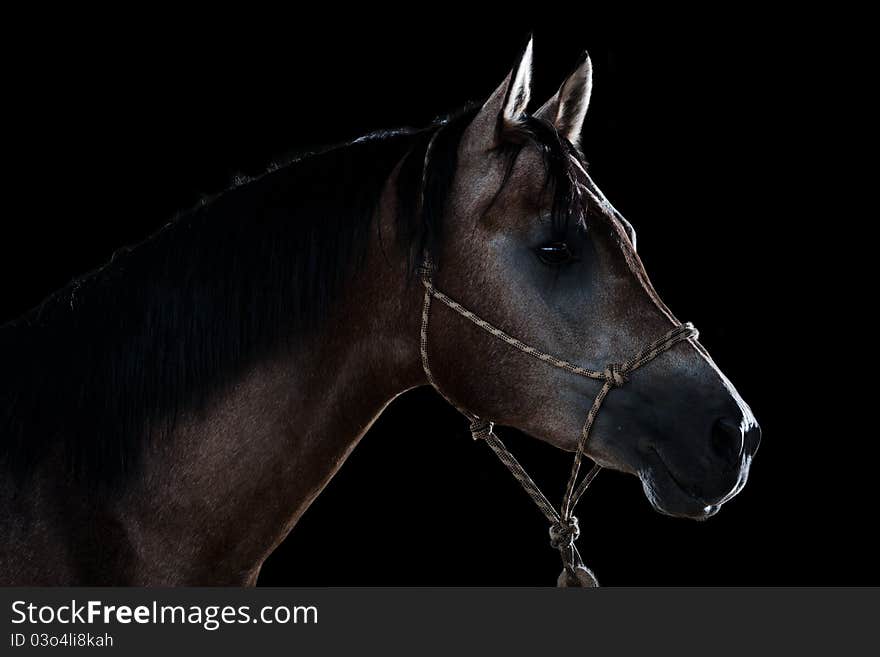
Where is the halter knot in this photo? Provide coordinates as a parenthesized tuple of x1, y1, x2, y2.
(469, 418, 493, 441)
(549, 516, 580, 550)
(417, 260, 435, 283)
(603, 363, 627, 388)
(682, 322, 699, 341)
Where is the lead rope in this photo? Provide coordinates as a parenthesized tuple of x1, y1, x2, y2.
(418, 258, 698, 586)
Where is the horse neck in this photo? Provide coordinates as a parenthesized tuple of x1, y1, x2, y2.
(117, 182, 426, 585)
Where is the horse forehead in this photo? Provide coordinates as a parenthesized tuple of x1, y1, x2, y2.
(580, 168, 619, 220)
(581, 171, 640, 257)
(459, 141, 546, 189)
(507, 145, 552, 191)
(504, 150, 617, 221)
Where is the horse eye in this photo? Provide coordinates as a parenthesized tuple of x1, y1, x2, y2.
(535, 241, 575, 266)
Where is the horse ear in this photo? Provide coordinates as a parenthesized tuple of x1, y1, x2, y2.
(535, 53, 592, 147)
(463, 36, 533, 152)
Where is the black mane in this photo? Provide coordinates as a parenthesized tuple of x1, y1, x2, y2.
(0, 106, 587, 488)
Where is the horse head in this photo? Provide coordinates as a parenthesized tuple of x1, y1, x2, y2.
(420, 39, 760, 520)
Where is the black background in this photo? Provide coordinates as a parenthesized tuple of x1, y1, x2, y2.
(2, 12, 872, 584)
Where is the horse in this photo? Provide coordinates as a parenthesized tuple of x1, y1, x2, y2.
(0, 39, 760, 585)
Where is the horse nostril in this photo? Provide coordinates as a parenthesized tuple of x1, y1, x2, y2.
(710, 417, 744, 466)
(744, 423, 762, 456)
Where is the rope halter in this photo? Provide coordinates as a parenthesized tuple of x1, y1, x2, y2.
(418, 257, 699, 586)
